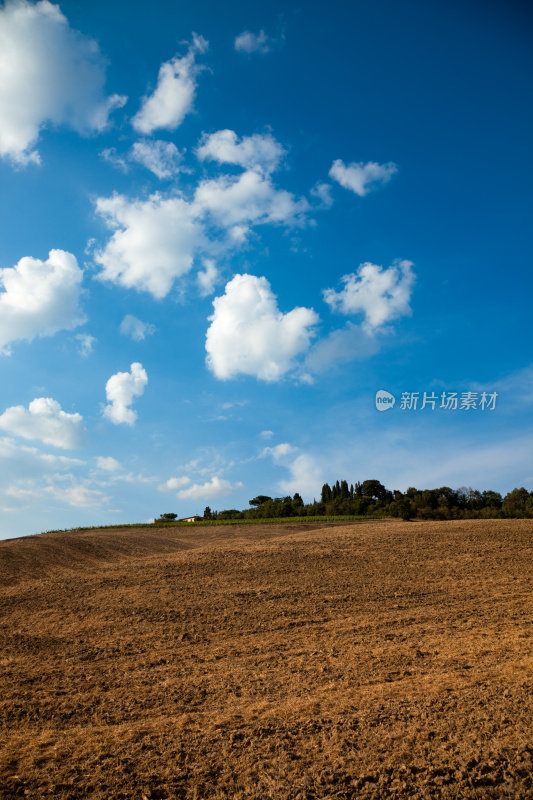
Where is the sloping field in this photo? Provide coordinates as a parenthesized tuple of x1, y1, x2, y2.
(0, 519, 532, 799)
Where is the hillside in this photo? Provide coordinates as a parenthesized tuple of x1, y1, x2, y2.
(1, 519, 532, 799)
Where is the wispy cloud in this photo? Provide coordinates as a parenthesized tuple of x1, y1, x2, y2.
(119, 315, 156, 342)
(329, 159, 397, 196)
(234, 29, 271, 55)
(132, 34, 208, 134)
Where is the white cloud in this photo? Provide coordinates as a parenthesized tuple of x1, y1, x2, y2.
(0, 249, 85, 353)
(262, 442, 295, 460)
(45, 484, 108, 508)
(329, 159, 398, 196)
(206, 274, 319, 381)
(103, 362, 148, 426)
(94, 193, 203, 299)
(197, 258, 219, 297)
(119, 315, 156, 341)
(234, 29, 270, 54)
(160, 476, 191, 491)
(197, 129, 285, 174)
(95, 167, 309, 298)
(130, 139, 184, 179)
(260, 430, 274, 439)
(0, 397, 85, 449)
(195, 169, 309, 231)
(100, 147, 128, 172)
(305, 322, 381, 374)
(262, 441, 323, 499)
(323, 260, 415, 331)
(132, 33, 208, 135)
(0, 436, 83, 474)
(76, 333, 95, 357)
(278, 453, 323, 499)
(0, 0, 126, 165)
(96, 456, 121, 472)
(177, 475, 242, 501)
(310, 182, 334, 209)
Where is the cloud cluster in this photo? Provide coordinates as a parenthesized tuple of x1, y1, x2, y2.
(132, 34, 208, 135)
(206, 274, 318, 381)
(323, 260, 415, 331)
(103, 362, 148, 425)
(94, 133, 308, 299)
(329, 159, 398, 196)
(0, 0, 125, 164)
(0, 249, 85, 353)
(197, 129, 285, 173)
(0, 397, 85, 449)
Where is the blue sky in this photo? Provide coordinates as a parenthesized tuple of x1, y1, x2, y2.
(0, 0, 531, 538)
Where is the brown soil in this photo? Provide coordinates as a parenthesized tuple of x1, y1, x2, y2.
(0, 519, 532, 799)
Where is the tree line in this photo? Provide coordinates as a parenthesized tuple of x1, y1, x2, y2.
(157, 479, 533, 523)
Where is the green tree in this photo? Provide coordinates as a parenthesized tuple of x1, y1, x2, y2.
(249, 495, 272, 507)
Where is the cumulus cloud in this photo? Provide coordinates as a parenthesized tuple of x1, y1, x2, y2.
(323, 260, 415, 331)
(176, 475, 242, 501)
(94, 193, 203, 299)
(0, 0, 126, 165)
(206, 274, 319, 381)
(0, 397, 85, 449)
(197, 259, 219, 297)
(96, 456, 121, 471)
(329, 159, 398, 196)
(197, 129, 285, 174)
(132, 34, 208, 135)
(195, 170, 308, 231)
(234, 29, 270, 54)
(130, 139, 184, 179)
(0, 249, 85, 353)
(103, 362, 148, 425)
(119, 315, 156, 341)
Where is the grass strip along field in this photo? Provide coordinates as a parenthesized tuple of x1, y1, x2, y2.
(0, 519, 532, 799)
